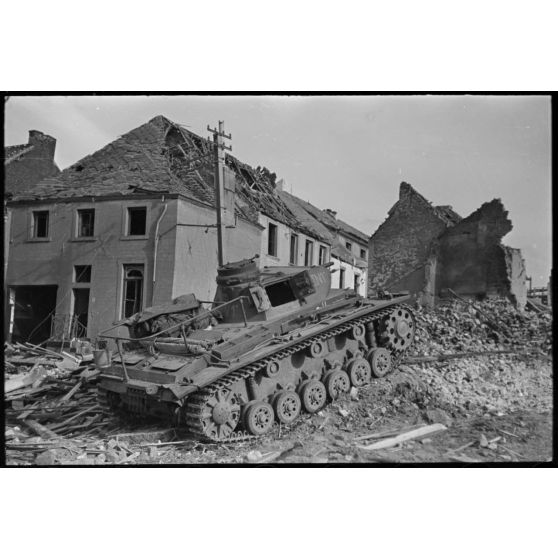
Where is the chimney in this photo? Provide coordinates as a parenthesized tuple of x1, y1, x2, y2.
(28, 130, 56, 162)
(324, 208, 337, 219)
(276, 178, 288, 192)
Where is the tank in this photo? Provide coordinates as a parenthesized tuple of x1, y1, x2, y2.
(96, 256, 416, 441)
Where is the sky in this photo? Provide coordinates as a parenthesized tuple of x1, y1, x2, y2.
(4, 94, 552, 286)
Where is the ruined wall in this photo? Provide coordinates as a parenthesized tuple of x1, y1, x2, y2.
(5, 132, 60, 195)
(368, 182, 450, 294)
(503, 246, 527, 309)
(435, 199, 525, 307)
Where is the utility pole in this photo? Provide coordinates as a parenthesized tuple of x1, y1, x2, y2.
(207, 121, 232, 267)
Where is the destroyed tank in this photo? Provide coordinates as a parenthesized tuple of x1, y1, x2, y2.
(96, 257, 416, 441)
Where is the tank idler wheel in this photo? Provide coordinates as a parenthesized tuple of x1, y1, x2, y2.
(367, 347, 393, 378)
(381, 308, 415, 352)
(273, 390, 302, 425)
(244, 401, 275, 436)
(298, 379, 327, 413)
(347, 358, 372, 387)
(324, 369, 351, 400)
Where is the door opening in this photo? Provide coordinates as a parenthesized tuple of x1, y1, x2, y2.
(11, 285, 58, 345)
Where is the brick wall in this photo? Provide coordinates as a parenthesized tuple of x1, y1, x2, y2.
(368, 182, 449, 293)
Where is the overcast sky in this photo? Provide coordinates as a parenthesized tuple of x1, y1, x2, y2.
(4, 95, 552, 285)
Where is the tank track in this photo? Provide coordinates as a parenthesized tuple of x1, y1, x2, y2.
(185, 303, 414, 442)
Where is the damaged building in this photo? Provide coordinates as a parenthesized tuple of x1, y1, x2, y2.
(5, 115, 368, 345)
(368, 182, 527, 308)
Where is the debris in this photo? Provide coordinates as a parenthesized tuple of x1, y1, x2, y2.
(246, 450, 263, 462)
(35, 449, 58, 465)
(350, 387, 359, 400)
(338, 408, 350, 418)
(357, 424, 447, 451)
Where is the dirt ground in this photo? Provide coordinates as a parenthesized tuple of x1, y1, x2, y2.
(15, 353, 546, 466)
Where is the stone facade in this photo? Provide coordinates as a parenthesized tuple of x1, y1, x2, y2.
(369, 182, 459, 294)
(369, 182, 527, 308)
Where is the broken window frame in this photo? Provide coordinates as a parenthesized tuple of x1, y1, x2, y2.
(32, 210, 49, 239)
(289, 233, 298, 265)
(318, 245, 328, 265)
(77, 208, 95, 237)
(345, 241, 352, 252)
(304, 240, 314, 266)
(360, 248, 367, 259)
(122, 264, 144, 318)
(267, 222, 278, 257)
(126, 207, 148, 236)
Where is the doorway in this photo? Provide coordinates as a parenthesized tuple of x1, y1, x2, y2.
(11, 285, 58, 345)
(72, 288, 90, 338)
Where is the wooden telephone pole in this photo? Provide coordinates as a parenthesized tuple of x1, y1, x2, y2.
(207, 121, 232, 267)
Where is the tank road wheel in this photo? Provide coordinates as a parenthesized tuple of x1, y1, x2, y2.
(381, 307, 415, 352)
(244, 401, 275, 436)
(347, 358, 372, 387)
(367, 347, 393, 378)
(324, 369, 351, 400)
(186, 387, 241, 442)
(299, 380, 327, 413)
(273, 390, 301, 425)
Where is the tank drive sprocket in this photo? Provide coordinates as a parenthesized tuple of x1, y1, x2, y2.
(185, 384, 241, 441)
(379, 305, 416, 353)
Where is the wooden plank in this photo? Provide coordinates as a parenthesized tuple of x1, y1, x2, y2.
(357, 424, 447, 450)
(23, 419, 59, 439)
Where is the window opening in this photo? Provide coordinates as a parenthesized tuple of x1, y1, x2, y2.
(122, 265, 144, 318)
(339, 268, 345, 289)
(74, 265, 92, 283)
(77, 209, 95, 237)
(304, 240, 314, 266)
(128, 207, 147, 236)
(268, 222, 278, 256)
(33, 211, 49, 238)
(289, 234, 298, 265)
(319, 245, 327, 265)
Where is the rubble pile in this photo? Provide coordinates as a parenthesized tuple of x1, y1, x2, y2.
(4, 342, 116, 465)
(410, 298, 552, 356)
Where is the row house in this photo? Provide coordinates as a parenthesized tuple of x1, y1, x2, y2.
(5, 116, 337, 344)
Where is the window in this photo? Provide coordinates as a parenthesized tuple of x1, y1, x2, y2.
(74, 265, 92, 283)
(32, 211, 49, 238)
(345, 241, 352, 251)
(304, 240, 314, 266)
(289, 234, 298, 265)
(127, 207, 147, 236)
(360, 248, 367, 259)
(77, 209, 95, 237)
(122, 265, 144, 318)
(268, 222, 278, 257)
(339, 268, 345, 289)
(319, 245, 328, 265)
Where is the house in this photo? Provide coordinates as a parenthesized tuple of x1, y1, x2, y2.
(284, 196, 369, 296)
(368, 181, 527, 308)
(5, 115, 338, 344)
(4, 130, 61, 338)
